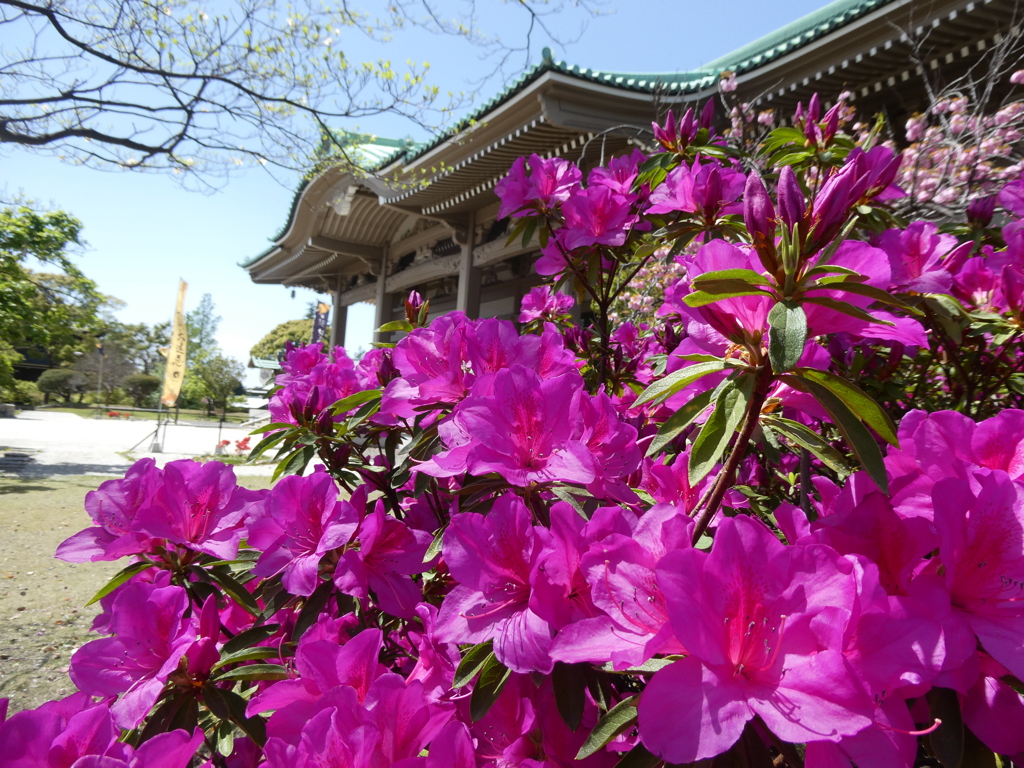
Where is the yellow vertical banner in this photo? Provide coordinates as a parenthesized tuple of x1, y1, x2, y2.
(160, 280, 188, 407)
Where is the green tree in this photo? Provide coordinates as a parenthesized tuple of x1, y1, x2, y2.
(74, 342, 137, 405)
(36, 368, 85, 403)
(0, 205, 107, 385)
(193, 354, 244, 416)
(107, 321, 171, 375)
(186, 293, 221, 365)
(122, 372, 162, 407)
(249, 319, 316, 360)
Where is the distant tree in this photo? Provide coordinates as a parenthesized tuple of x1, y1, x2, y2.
(186, 294, 221, 365)
(193, 354, 244, 416)
(0, 205, 106, 385)
(36, 367, 85, 403)
(249, 319, 316, 360)
(122, 372, 162, 407)
(74, 342, 136, 404)
(108, 322, 171, 375)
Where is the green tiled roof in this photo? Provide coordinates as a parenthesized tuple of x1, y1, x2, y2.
(243, 0, 897, 270)
(704, 0, 892, 73)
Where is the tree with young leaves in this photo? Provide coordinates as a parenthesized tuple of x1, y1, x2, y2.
(249, 318, 316, 360)
(0, 205, 106, 386)
(193, 353, 244, 415)
(0, 0, 599, 181)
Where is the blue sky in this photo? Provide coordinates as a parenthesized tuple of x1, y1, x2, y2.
(2, 0, 828, 363)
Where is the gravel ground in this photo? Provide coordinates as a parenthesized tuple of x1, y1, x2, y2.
(0, 410, 272, 477)
(0, 473, 274, 714)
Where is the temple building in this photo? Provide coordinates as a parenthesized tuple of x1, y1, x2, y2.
(241, 0, 1019, 347)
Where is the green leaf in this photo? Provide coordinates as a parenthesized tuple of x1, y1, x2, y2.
(470, 654, 512, 722)
(86, 561, 154, 606)
(761, 415, 849, 474)
(576, 696, 638, 760)
(504, 217, 528, 247)
(802, 264, 863, 279)
(331, 388, 381, 414)
(926, 687, 964, 768)
(453, 642, 494, 688)
(784, 376, 889, 493)
(272, 444, 316, 482)
(209, 569, 261, 616)
(647, 385, 716, 457)
(292, 580, 333, 641)
(377, 320, 413, 333)
(634, 361, 726, 408)
(810, 279, 920, 314)
(553, 662, 586, 731)
(683, 286, 774, 307)
(211, 647, 281, 671)
(767, 301, 807, 374)
(246, 429, 287, 461)
(613, 742, 661, 768)
(423, 525, 446, 564)
(689, 376, 753, 486)
(551, 485, 588, 518)
(793, 368, 898, 445)
(691, 268, 772, 287)
(250, 422, 295, 435)
(521, 217, 537, 249)
(221, 623, 281, 656)
(213, 663, 290, 682)
(203, 686, 267, 745)
(802, 296, 894, 325)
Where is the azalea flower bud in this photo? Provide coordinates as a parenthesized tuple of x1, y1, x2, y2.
(822, 103, 842, 141)
(699, 98, 715, 130)
(679, 107, 697, 143)
(967, 195, 996, 227)
(776, 166, 805, 230)
(743, 172, 777, 270)
(807, 92, 821, 123)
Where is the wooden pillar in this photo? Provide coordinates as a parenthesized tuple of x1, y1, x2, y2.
(456, 213, 481, 318)
(329, 285, 348, 349)
(374, 246, 392, 343)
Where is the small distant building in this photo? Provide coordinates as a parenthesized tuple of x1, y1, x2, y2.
(242, 0, 1018, 340)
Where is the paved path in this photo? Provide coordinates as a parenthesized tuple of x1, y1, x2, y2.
(0, 411, 273, 477)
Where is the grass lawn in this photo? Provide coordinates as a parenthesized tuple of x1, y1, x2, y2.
(37, 405, 250, 424)
(0, 473, 275, 714)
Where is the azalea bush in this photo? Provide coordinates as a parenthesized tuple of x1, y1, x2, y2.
(5, 89, 1024, 768)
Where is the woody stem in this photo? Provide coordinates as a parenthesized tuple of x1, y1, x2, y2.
(691, 367, 773, 545)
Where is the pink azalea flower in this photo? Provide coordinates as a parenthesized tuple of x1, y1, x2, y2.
(588, 149, 646, 195)
(435, 494, 555, 673)
(560, 184, 636, 252)
(249, 626, 388, 725)
(69, 580, 197, 728)
(961, 652, 1024, 755)
(523, 153, 582, 209)
(419, 366, 596, 487)
(926, 469, 1024, 680)
(0, 693, 202, 768)
(638, 515, 872, 763)
(873, 221, 958, 293)
(551, 503, 690, 668)
(495, 156, 532, 219)
(379, 311, 471, 422)
(334, 499, 432, 619)
(55, 458, 162, 563)
(133, 459, 264, 559)
(518, 285, 574, 323)
(248, 470, 362, 596)
(468, 674, 617, 767)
